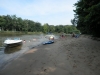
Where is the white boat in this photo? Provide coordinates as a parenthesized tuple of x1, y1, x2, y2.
(45, 34, 55, 38)
(4, 38, 23, 47)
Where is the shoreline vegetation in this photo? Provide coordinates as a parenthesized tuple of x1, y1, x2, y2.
(0, 15, 80, 37)
(0, 31, 100, 43)
(73, 0, 100, 37)
(0, 31, 60, 37)
(0, 31, 100, 41)
(0, 31, 43, 35)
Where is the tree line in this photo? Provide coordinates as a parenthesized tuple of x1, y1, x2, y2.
(0, 15, 80, 34)
(72, 0, 100, 37)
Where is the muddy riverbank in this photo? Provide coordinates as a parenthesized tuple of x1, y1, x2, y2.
(0, 35, 100, 75)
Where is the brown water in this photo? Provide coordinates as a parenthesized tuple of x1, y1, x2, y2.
(0, 34, 55, 69)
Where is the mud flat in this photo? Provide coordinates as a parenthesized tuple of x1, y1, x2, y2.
(0, 35, 100, 75)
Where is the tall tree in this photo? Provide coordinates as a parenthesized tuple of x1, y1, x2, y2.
(0, 16, 6, 31)
(34, 22, 42, 32)
(43, 23, 49, 33)
(16, 17, 23, 31)
(49, 25, 55, 33)
(73, 0, 100, 37)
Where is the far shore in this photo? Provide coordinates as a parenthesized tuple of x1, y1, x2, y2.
(0, 31, 43, 35)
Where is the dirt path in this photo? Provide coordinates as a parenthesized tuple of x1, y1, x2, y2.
(0, 36, 100, 75)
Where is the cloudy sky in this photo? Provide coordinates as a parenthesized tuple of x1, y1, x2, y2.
(0, 0, 78, 25)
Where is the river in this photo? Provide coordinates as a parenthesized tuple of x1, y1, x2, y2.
(0, 34, 58, 70)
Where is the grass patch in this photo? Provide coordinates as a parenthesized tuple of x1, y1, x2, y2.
(0, 31, 43, 36)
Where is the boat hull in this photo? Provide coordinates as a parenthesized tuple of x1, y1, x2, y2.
(5, 41, 22, 48)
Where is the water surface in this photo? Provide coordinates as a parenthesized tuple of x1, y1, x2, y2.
(0, 34, 52, 69)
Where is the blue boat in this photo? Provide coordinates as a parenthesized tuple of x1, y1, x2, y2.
(42, 40, 54, 45)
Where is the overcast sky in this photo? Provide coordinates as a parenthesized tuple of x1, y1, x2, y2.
(0, 0, 78, 25)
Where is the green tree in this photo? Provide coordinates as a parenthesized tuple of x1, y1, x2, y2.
(43, 23, 49, 33)
(4, 15, 13, 31)
(49, 25, 55, 33)
(0, 16, 6, 31)
(16, 17, 23, 31)
(73, 0, 100, 37)
(27, 20, 35, 32)
(34, 22, 42, 32)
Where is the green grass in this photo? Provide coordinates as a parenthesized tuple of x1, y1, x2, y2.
(0, 31, 43, 35)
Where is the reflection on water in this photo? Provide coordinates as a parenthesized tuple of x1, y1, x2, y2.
(4, 45, 22, 54)
(0, 34, 59, 70)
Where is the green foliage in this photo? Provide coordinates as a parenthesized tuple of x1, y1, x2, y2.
(0, 15, 80, 34)
(43, 23, 49, 33)
(73, 0, 100, 37)
(49, 25, 55, 33)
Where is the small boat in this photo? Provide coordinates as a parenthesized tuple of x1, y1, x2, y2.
(42, 40, 54, 45)
(4, 38, 23, 47)
(45, 34, 55, 39)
